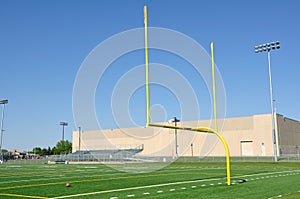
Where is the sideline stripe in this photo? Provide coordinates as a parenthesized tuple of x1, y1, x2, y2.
(51, 169, 300, 199)
(0, 193, 49, 199)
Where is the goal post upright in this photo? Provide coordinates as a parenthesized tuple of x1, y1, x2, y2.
(211, 42, 218, 132)
(210, 42, 231, 186)
(144, 5, 150, 127)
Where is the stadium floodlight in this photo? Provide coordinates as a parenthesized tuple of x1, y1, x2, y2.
(59, 122, 68, 141)
(254, 41, 280, 162)
(143, 5, 231, 185)
(0, 99, 8, 162)
(169, 117, 180, 157)
(0, 100, 8, 105)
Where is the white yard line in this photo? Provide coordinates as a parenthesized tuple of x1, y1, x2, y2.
(0, 177, 63, 185)
(0, 172, 124, 185)
(51, 169, 300, 199)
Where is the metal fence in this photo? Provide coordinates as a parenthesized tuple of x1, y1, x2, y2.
(4, 154, 300, 164)
(279, 145, 300, 156)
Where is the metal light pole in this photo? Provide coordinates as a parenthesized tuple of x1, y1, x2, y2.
(59, 122, 68, 141)
(0, 99, 8, 162)
(169, 117, 180, 158)
(78, 126, 81, 152)
(255, 41, 280, 162)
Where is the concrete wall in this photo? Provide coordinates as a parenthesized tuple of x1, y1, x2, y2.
(72, 114, 300, 157)
(277, 114, 300, 155)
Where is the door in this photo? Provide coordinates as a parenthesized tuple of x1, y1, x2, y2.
(241, 141, 253, 156)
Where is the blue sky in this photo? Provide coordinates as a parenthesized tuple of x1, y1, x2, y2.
(0, 0, 299, 151)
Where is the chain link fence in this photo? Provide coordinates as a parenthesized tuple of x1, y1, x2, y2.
(4, 144, 300, 164)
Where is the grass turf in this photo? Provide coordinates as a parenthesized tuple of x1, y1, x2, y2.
(0, 161, 299, 198)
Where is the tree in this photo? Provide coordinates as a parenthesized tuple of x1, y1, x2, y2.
(1, 149, 10, 161)
(41, 148, 48, 156)
(3, 151, 12, 161)
(52, 147, 56, 155)
(47, 147, 53, 155)
(54, 140, 72, 155)
(31, 141, 72, 156)
(33, 147, 42, 155)
(1, 149, 8, 153)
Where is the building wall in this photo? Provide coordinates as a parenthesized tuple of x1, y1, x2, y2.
(277, 114, 300, 155)
(72, 114, 300, 157)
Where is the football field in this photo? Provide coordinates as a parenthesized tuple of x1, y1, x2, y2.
(0, 161, 299, 198)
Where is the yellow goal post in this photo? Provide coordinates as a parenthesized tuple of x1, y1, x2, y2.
(143, 5, 231, 185)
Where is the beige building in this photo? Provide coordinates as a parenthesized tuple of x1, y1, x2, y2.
(72, 113, 300, 157)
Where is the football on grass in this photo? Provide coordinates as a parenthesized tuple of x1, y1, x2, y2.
(66, 183, 71, 187)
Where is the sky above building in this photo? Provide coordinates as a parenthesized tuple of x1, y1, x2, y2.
(0, 0, 299, 151)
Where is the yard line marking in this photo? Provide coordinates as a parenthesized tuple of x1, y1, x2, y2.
(181, 187, 186, 190)
(51, 170, 300, 198)
(157, 190, 163, 193)
(110, 197, 118, 199)
(127, 194, 135, 197)
(191, 186, 197, 188)
(0, 171, 219, 191)
(143, 192, 150, 195)
(0, 169, 87, 178)
(0, 172, 125, 187)
(0, 171, 125, 185)
(0, 173, 64, 179)
(0, 177, 64, 185)
(236, 170, 300, 179)
(0, 193, 49, 199)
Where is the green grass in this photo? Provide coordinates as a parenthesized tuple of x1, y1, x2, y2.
(0, 161, 299, 198)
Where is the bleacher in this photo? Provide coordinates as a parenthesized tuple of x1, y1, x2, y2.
(49, 144, 144, 162)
